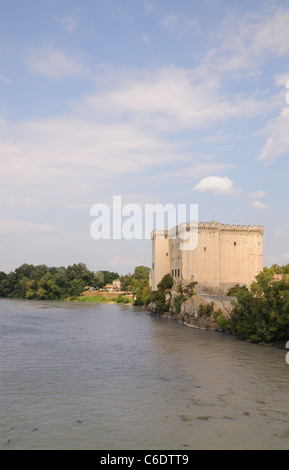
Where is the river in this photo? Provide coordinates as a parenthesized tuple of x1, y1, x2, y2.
(1, 298, 288, 450)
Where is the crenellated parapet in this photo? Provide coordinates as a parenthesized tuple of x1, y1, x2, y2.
(198, 221, 264, 234)
(151, 221, 264, 238)
(151, 229, 169, 239)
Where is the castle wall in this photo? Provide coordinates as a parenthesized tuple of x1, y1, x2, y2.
(151, 222, 264, 293)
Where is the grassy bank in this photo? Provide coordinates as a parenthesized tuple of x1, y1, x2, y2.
(77, 292, 133, 304)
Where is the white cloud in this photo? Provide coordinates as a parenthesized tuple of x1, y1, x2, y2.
(144, 1, 154, 12)
(28, 44, 86, 79)
(200, 8, 289, 80)
(0, 59, 284, 214)
(274, 73, 289, 87)
(252, 201, 270, 209)
(161, 14, 180, 29)
(248, 190, 266, 199)
(193, 176, 236, 195)
(251, 8, 289, 58)
(0, 115, 179, 209)
(258, 108, 289, 163)
(164, 161, 234, 181)
(80, 67, 271, 132)
(2, 64, 272, 202)
(0, 74, 12, 84)
(282, 253, 289, 260)
(0, 218, 54, 233)
(55, 16, 76, 33)
(39, 223, 54, 233)
(274, 230, 283, 236)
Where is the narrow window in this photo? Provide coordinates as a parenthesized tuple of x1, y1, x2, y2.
(234, 242, 237, 246)
(204, 247, 207, 252)
(178, 269, 180, 277)
(166, 252, 168, 256)
(172, 270, 174, 277)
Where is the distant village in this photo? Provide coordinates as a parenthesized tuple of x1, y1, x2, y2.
(84, 278, 121, 293)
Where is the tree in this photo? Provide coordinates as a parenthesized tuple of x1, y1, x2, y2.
(133, 266, 151, 280)
(120, 274, 133, 292)
(101, 270, 119, 285)
(151, 290, 169, 314)
(232, 270, 289, 344)
(182, 281, 197, 297)
(94, 271, 105, 288)
(0, 271, 9, 297)
(157, 273, 173, 291)
(68, 279, 85, 297)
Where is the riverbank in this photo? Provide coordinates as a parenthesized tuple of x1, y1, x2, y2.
(146, 291, 287, 349)
(76, 290, 134, 304)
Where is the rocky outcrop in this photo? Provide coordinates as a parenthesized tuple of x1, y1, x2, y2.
(174, 294, 236, 330)
(147, 293, 237, 332)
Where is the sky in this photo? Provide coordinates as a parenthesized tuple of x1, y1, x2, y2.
(0, 0, 289, 275)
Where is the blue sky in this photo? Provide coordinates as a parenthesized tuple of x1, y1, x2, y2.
(0, 0, 289, 274)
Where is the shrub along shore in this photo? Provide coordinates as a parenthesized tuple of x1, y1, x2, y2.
(148, 266, 289, 346)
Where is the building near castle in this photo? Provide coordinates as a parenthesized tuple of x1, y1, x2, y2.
(151, 221, 264, 294)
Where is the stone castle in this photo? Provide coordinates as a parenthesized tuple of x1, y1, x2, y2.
(151, 221, 264, 294)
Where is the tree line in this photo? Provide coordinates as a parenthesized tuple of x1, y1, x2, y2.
(0, 263, 120, 300)
(0, 262, 152, 305)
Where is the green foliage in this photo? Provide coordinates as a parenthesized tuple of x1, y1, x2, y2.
(157, 273, 173, 292)
(0, 263, 118, 301)
(133, 266, 151, 280)
(174, 294, 187, 315)
(119, 266, 151, 307)
(100, 270, 119, 286)
(116, 294, 131, 304)
(215, 311, 231, 332)
(198, 302, 215, 317)
(231, 267, 289, 344)
(120, 274, 133, 292)
(227, 284, 248, 296)
(151, 290, 170, 315)
(149, 273, 173, 314)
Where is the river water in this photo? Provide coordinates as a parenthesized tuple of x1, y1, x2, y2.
(1, 298, 288, 450)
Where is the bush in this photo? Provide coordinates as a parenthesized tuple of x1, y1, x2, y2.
(157, 273, 173, 292)
(198, 302, 215, 317)
(227, 284, 248, 296)
(215, 311, 230, 331)
(151, 290, 170, 315)
(174, 294, 187, 315)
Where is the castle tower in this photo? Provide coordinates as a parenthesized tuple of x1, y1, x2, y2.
(151, 221, 264, 294)
(151, 229, 170, 291)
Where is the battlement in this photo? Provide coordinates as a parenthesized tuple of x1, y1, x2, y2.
(151, 221, 264, 239)
(151, 229, 168, 239)
(198, 221, 264, 234)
